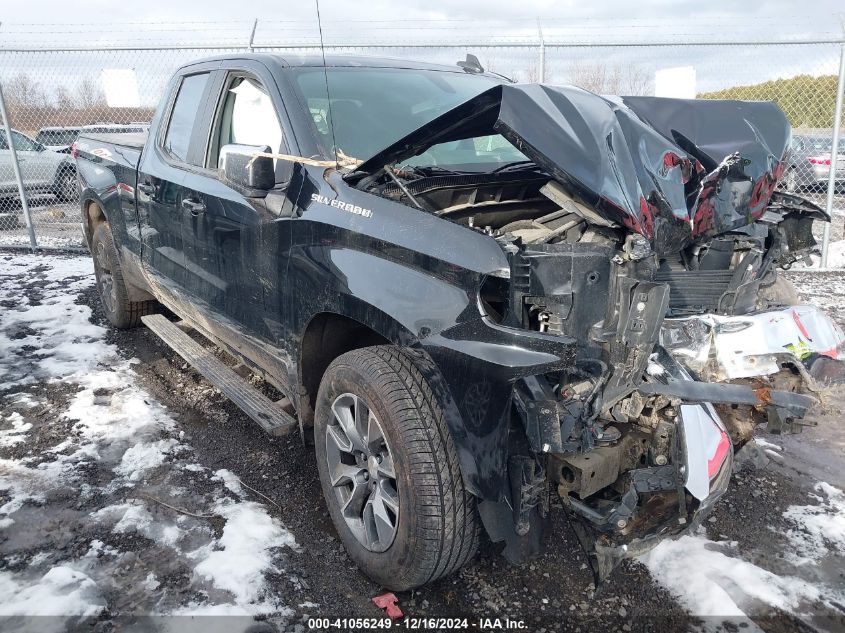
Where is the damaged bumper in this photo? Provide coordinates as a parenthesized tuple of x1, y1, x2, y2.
(661, 304, 845, 384)
(656, 304, 844, 444)
(546, 349, 814, 581)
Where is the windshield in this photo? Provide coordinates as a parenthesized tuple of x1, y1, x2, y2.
(292, 67, 528, 170)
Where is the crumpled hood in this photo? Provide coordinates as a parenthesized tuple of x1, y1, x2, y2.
(353, 84, 791, 255)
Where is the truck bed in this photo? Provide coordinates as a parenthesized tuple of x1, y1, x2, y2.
(79, 131, 147, 150)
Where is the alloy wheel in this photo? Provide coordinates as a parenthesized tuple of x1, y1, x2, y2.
(324, 392, 400, 552)
(61, 172, 77, 201)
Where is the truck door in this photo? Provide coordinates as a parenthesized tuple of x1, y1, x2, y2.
(177, 65, 298, 347)
(137, 66, 219, 297)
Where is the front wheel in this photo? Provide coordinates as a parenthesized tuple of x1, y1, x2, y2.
(314, 346, 479, 590)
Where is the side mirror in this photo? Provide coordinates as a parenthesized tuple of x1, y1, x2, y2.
(219, 144, 275, 191)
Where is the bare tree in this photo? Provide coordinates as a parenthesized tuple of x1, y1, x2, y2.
(568, 61, 651, 95)
(4, 73, 48, 109)
(54, 85, 76, 110)
(518, 61, 539, 84)
(75, 77, 106, 110)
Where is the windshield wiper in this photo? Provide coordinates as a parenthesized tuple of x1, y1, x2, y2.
(490, 160, 538, 174)
(399, 164, 467, 176)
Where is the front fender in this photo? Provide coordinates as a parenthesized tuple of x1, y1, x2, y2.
(288, 241, 577, 502)
(420, 318, 576, 501)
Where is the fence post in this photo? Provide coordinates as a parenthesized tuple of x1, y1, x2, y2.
(248, 18, 258, 52)
(821, 39, 845, 268)
(0, 79, 38, 252)
(537, 19, 545, 83)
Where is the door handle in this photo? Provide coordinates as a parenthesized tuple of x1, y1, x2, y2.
(137, 181, 155, 195)
(182, 198, 206, 215)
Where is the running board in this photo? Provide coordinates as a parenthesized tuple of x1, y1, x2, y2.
(141, 314, 297, 437)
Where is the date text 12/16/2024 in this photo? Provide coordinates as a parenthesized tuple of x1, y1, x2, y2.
(307, 617, 528, 630)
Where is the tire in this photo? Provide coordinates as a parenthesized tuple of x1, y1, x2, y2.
(314, 346, 479, 590)
(92, 222, 156, 328)
(54, 166, 78, 203)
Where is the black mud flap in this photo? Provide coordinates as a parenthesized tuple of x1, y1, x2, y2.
(477, 456, 548, 564)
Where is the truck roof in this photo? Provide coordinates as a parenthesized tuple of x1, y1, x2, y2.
(182, 52, 493, 76)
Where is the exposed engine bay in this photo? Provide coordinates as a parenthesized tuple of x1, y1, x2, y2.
(346, 83, 845, 580)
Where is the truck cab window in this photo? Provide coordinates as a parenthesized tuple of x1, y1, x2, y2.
(163, 72, 210, 164)
(212, 76, 283, 168)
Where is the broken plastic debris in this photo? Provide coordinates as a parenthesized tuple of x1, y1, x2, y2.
(372, 592, 403, 619)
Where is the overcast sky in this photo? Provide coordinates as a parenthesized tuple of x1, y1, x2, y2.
(1, 0, 843, 107)
(2, 0, 844, 43)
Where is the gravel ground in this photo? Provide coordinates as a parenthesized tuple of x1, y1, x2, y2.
(1, 252, 844, 633)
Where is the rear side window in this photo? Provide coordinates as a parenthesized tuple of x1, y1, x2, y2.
(163, 73, 210, 164)
(11, 131, 38, 152)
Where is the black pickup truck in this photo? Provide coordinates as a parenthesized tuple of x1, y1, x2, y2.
(74, 53, 844, 591)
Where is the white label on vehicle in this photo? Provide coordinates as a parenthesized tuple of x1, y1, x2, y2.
(310, 193, 372, 218)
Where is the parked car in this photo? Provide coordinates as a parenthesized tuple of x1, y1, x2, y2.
(783, 134, 845, 191)
(74, 54, 842, 591)
(0, 128, 77, 222)
(35, 126, 82, 153)
(81, 123, 149, 135)
(34, 124, 150, 155)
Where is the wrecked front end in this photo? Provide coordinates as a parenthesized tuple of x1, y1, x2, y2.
(346, 83, 835, 580)
(481, 238, 814, 580)
(652, 190, 845, 444)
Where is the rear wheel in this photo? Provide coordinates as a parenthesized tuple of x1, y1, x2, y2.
(314, 346, 479, 590)
(92, 223, 156, 328)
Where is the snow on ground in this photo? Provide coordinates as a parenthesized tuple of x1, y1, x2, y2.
(3, 249, 845, 628)
(822, 239, 845, 269)
(640, 453, 845, 624)
(0, 254, 299, 626)
(799, 238, 845, 270)
(783, 482, 845, 566)
(640, 530, 830, 620)
(0, 254, 107, 387)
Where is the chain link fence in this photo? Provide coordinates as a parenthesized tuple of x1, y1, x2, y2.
(1, 25, 843, 264)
